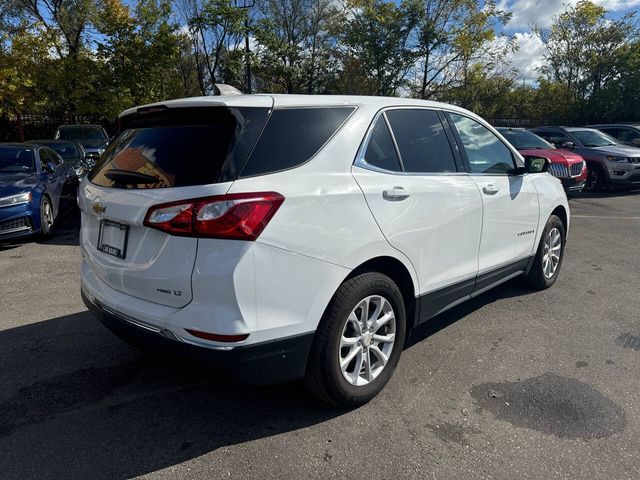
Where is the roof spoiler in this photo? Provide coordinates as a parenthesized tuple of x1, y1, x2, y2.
(212, 84, 243, 96)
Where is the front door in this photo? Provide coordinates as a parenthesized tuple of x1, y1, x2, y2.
(352, 108, 483, 316)
(446, 112, 540, 284)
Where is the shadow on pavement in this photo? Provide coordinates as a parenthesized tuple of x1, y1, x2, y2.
(0, 311, 340, 480)
(0, 278, 531, 479)
(408, 280, 531, 348)
(571, 187, 640, 199)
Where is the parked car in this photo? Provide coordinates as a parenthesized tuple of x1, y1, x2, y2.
(497, 127, 586, 193)
(80, 95, 569, 406)
(0, 143, 77, 240)
(54, 124, 109, 164)
(27, 139, 89, 178)
(588, 124, 640, 148)
(529, 126, 640, 191)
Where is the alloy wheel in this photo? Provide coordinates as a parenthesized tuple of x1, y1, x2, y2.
(542, 227, 562, 279)
(339, 295, 396, 386)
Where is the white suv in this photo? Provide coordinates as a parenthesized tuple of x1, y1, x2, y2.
(79, 95, 569, 406)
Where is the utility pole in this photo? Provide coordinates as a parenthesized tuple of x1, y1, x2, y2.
(235, 0, 255, 94)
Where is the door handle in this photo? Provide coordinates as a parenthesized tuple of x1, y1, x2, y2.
(383, 187, 411, 200)
(482, 184, 499, 195)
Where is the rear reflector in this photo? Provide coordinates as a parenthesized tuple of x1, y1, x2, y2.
(144, 192, 284, 240)
(185, 328, 249, 343)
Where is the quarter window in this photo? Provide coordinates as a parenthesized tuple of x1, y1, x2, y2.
(449, 113, 515, 174)
(385, 109, 457, 173)
(240, 107, 355, 177)
(362, 117, 402, 172)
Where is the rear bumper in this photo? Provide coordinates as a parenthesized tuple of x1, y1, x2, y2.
(82, 289, 314, 385)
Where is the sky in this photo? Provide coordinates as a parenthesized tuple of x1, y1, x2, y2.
(498, 0, 640, 82)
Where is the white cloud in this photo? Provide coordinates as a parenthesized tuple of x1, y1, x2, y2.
(498, 0, 640, 29)
(506, 32, 546, 82)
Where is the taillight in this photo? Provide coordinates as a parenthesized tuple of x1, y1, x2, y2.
(143, 192, 284, 240)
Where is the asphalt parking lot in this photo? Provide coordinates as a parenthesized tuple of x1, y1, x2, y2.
(1, 191, 639, 480)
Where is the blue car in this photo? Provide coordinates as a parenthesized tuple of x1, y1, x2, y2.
(0, 143, 78, 241)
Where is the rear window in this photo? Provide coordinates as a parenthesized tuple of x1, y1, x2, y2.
(239, 107, 355, 177)
(89, 107, 269, 189)
(58, 127, 108, 143)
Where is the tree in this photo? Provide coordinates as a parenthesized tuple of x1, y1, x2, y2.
(413, 0, 512, 100)
(177, 0, 247, 94)
(536, 0, 639, 122)
(252, 0, 339, 94)
(336, 0, 420, 96)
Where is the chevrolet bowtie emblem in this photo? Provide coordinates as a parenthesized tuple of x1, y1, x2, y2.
(92, 203, 106, 215)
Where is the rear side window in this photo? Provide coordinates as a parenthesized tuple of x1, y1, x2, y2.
(385, 109, 457, 173)
(239, 107, 355, 177)
(89, 107, 269, 189)
(535, 131, 571, 148)
(362, 117, 402, 172)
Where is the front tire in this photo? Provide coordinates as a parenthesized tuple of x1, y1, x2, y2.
(39, 195, 54, 239)
(584, 164, 604, 192)
(304, 272, 406, 407)
(525, 214, 565, 290)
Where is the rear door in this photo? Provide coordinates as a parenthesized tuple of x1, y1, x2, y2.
(352, 108, 483, 315)
(79, 104, 271, 308)
(446, 112, 539, 283)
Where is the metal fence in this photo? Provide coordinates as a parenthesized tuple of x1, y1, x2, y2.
(487, 117, 552, 128)
(0, 113, 116, 142)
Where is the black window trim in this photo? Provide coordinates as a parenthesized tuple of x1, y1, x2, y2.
(443, 110, 522, 176)
(237, 105, 359, 179)
(354, 106, 466, 176)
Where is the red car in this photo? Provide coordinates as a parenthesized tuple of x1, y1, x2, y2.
(497, 128, 587, 193)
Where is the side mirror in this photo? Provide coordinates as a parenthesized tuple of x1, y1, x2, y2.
(560, 141, 575, 149)
(44, 162, 57, 173)
(524, 155, 550, 174)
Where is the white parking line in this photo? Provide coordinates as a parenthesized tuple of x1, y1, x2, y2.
(572, 215, 640, 220)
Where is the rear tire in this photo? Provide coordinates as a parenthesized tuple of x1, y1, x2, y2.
(304, 272, 406, 407)
(525, 214, 565, 290)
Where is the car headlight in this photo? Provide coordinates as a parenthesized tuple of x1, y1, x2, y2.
(0, 191, 32, 207)
(606, 155, 629, 162)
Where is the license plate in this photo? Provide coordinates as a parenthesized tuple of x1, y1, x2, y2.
(97, 220, 129, 259)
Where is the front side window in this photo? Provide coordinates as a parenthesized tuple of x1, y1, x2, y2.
(449, 113, 515, 174)
(362, 117, 402, 172)
(385, 109, 457, 173)
(39, 149, 54, 170)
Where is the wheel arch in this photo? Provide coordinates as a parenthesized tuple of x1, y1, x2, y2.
(345, 255, 418, 339)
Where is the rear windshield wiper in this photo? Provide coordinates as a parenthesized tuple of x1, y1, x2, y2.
(104, 169, 159, 185)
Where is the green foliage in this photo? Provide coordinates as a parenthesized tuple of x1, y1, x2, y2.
(334, 0, 420, 96)
(1, 0, 639, 126)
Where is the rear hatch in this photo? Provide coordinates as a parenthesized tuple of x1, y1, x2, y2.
(79, 99, 272, 307)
